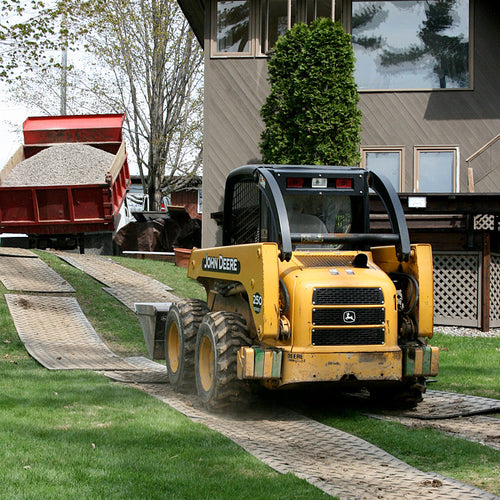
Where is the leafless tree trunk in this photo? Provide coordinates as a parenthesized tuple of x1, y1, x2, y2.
(94, 0, 204, 210)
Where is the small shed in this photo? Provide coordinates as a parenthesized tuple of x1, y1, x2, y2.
(168, 175, 202, 220)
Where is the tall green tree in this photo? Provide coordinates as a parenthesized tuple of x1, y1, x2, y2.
(260, 18, 361, 166)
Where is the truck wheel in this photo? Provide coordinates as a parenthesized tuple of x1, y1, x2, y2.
(195, 311, 252, 410)
(165, 299, 208, 391)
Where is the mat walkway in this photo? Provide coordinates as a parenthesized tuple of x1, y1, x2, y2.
(0, 249, 74, 292)
(1, 250, 166, 378)
(142, 384, 499, 500)
(56, 252, 177, 309)
(2, 250, 498, 500)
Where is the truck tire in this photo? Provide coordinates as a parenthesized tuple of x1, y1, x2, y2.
(165, 299, 208, 391)
(195, 311, 252, 410)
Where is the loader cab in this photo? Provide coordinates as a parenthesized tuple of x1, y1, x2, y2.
(222, 164, 410, 262)
(274, 167, 368, 249)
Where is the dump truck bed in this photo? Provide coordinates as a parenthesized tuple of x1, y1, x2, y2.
(0, 114, 130, 236)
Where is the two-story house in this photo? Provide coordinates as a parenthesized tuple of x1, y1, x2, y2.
(177, 0, 500, 330)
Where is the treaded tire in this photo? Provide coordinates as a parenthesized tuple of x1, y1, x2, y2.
(165, 299, 208, 391)
(195, 311, 252, 410)
(370, 377, 426, 409)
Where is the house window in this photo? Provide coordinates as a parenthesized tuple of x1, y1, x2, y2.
(260, 0, 296, 54)
(350, 0, 470, 90)
(414, 147, 459, 192)
(260, 0, 334, 53)
(361, 147, 403, 192)
(214, 0, 252, 54)
(212, 0, 335, 57)
(306, 0, 333, 24)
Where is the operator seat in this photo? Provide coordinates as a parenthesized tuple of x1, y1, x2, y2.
(288, 211, 328, 233)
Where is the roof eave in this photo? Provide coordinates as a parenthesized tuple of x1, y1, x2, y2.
(177, 0, 205, 47)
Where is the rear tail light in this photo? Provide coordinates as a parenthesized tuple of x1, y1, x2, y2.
(287, 177, 304, 188)
(336, 178, 353, 189)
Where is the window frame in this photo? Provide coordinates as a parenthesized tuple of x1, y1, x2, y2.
(345, 0, 474, 92)
(360, 146, 404, 192)
(259, 0, 295, 55)
(210, 0, 336, 58)
(211, 0, 255, 57)
(414, 146, 460, 193)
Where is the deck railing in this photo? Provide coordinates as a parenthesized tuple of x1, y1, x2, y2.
(467, 133, 500, 192)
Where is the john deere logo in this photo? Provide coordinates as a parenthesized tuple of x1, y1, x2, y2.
(343, 311, 356, 324)
(202, 254, 240, 274)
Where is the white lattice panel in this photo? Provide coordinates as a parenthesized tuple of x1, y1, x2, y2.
(473, 214, 495, 230)
(490, 253, 500, 327)
(433, 252, 480, 327)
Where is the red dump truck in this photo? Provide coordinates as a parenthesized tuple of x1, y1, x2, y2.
(0, 114, 130, 253)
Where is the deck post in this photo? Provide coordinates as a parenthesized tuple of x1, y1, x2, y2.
(481, 232, 491, 332)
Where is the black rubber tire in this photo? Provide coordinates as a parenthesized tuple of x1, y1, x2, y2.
(165, 298, 208, 391)
(195, 311, 252, 410)
(370, 377, 426, 409)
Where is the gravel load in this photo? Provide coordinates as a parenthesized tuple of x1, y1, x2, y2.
(1, 143, 115, 186)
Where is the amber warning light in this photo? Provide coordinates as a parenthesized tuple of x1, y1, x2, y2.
(336, 178, 353, 189)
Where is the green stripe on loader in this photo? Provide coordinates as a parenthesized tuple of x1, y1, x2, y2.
(271, 350, 282, 378)
(403, 348, 415, 377)
(421, 346, 432, 375)
(254, 348, 265, 378)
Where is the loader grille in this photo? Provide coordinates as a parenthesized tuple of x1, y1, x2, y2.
(312, 328, 385, 346)
(313, 287, 384, 305)
(312, 308, 385, 326)
(295, 255, 353, 268)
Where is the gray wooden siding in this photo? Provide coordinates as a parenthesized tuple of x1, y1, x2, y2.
(359, 1, 500, 192)
(201, 0, 500, 247)
(203, 58, 269, 246)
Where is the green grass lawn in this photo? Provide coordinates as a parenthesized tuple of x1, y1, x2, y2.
(1, 251, 499, 498)
(0, 361, 332, 500)
(0, 252, 330, 500)
(430, 332, 500, 399)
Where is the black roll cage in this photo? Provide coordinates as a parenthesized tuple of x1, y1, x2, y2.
(223, 165, 411, 262)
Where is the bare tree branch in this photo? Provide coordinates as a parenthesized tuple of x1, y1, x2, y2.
(3, 0, 203, 210)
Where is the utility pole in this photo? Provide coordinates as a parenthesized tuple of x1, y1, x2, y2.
(60, 9, 68, 115)
(60, 45, 67, 115)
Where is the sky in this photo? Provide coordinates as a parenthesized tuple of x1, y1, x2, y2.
(0, 96, 140, 176)
(0, 97, 30, 167)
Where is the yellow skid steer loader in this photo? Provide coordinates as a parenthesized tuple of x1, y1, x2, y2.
(164, 165, 438, 409)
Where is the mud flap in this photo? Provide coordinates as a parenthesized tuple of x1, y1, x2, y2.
(402, 345, 439, 377)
